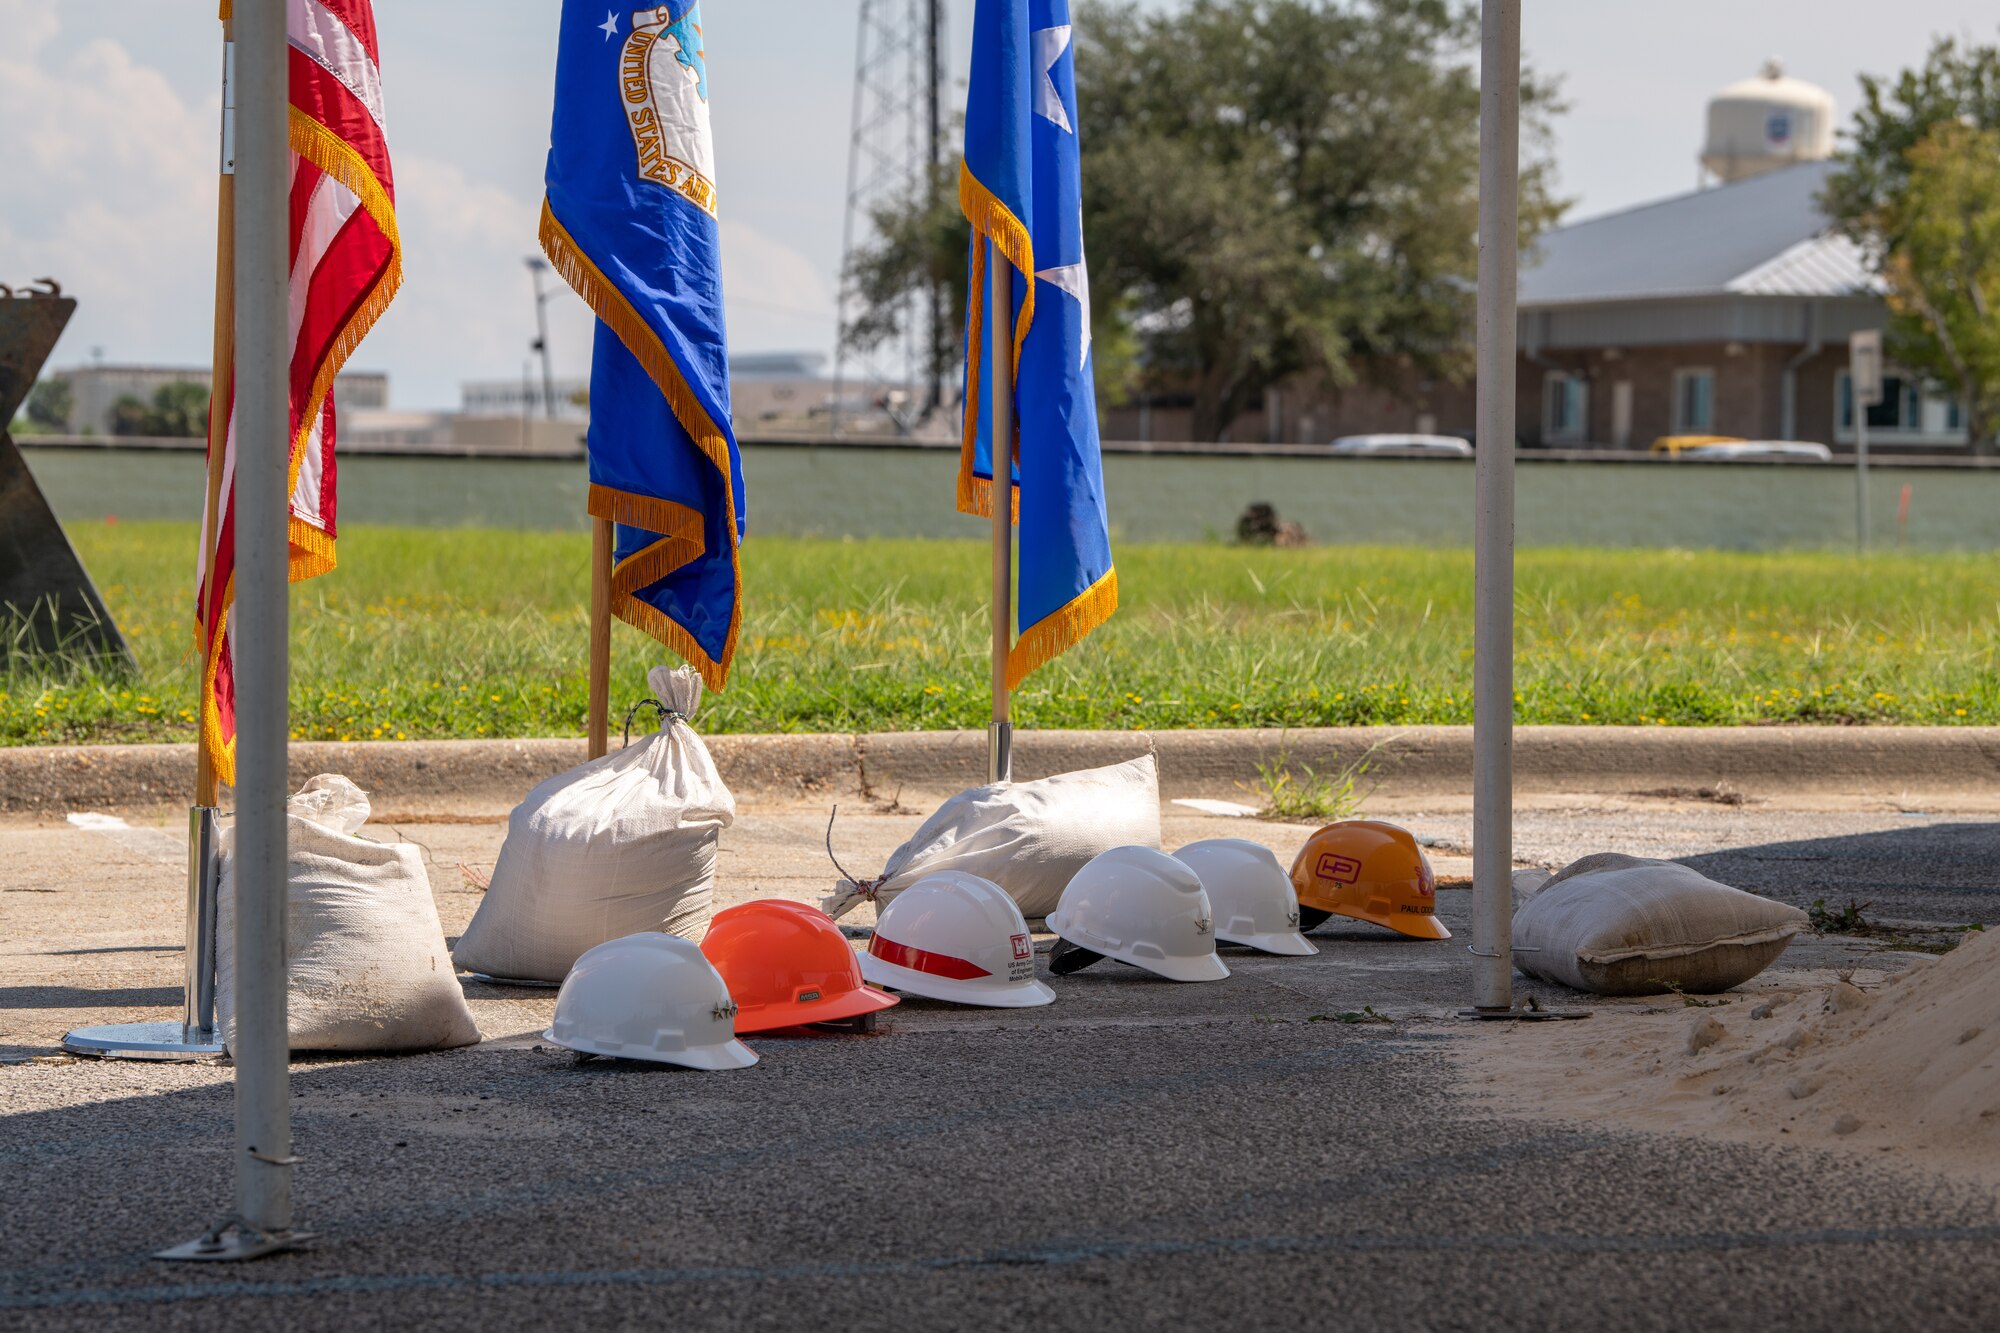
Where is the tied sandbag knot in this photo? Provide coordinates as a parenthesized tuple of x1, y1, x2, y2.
(622, 698, 688, 748)
(820, 804, 884, 896)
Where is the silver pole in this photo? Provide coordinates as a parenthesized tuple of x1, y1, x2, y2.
(184, 806, 221, 1038)
(232, 0, 295, 1240)
(1855, 411, 1870, 553)
(1472, 0, 1519, 1013)
(988, 243, 1014, 785)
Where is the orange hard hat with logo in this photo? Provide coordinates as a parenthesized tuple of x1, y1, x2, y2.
(1288, 820, 1449, 940)
(700, 900, 898, 1034)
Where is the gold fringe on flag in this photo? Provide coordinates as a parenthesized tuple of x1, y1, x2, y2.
(196, 103, 407, 788)
(540, 201, 743, 691)
(956, 162, 1035, 522)
(1006, 567, 1119, 691)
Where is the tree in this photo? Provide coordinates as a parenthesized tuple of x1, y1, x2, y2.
(108, 381, 209, 438)
(1824, 38, 2000, 453)
(146, 380, 210, 438)
(1878, 123, 2000, 453)
(108, 394, 152, 437)
(843, 0, 1566, 441)
(842, 160, 969, 419)
(21, 377, 73, 433)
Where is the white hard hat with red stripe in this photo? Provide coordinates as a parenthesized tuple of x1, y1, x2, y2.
(860, 871, 1055, 1008)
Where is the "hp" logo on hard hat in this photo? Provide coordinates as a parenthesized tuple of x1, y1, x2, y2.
(1316, 852, 1363, 885)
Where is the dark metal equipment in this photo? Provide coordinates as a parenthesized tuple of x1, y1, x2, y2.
(0, 292, 134, 667)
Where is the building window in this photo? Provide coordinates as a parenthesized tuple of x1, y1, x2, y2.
(1544, 372, 1588, 444)
(1672, 368, 1715, 434)
(1835, 371, 1968, 445)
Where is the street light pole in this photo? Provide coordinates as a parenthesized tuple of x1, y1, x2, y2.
(527, 255, 557, 420)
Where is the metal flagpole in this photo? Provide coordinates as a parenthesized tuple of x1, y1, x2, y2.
(161, 0, 308, 1260)
(1470, 0, 1519, 1015)
(61, 8, 235, 1064)
(588, 516, 614, 760)
(988, 244, 1014, 785)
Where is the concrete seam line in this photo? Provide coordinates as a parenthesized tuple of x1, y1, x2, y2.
(9, 1222, 2000, 1311)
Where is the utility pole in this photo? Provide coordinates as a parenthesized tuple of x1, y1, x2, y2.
(526, 255, 557, 420)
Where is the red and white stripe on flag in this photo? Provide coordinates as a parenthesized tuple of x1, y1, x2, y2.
(197, 0, 401, 785)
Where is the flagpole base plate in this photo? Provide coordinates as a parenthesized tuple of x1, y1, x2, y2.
(63, 1021, 225, 1061)
(460, 973, 561, 990)
(156, 1217, 315, 1263)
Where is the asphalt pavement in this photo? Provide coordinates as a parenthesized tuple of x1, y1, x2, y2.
(3, 795, 1998, 1330)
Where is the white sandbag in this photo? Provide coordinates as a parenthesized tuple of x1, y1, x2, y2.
(823, 752, 1161, 921)
(452, 665, 733, 982)
(1512, 853, 1809, 996)
(217, 774, 481, 1053)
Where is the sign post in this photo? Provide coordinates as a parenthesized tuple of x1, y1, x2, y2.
(1849, 330, 1883, 553)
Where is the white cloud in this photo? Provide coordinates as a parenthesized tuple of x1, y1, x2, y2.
(0, 15, 217, 367)
(718, 218, 836, 356)
(0, 7, 835, 408)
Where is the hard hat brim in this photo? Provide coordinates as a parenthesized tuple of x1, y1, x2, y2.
(543, 1029, 760, 1070)
(1127, 950, 1231, 983)
(733, 983, 899, 1035)
(860, 953, 1056, 1008)
(1384, 914, 1452, 941)
(1218, 929, 1319, 957)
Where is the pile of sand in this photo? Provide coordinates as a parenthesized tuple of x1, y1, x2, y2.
(1462, 928, 2000, 1182)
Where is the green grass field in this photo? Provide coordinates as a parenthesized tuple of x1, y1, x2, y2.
(4, 521, 1997, 746)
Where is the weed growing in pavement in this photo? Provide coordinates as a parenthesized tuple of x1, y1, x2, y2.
(1255, 744, 1378, 821)
(8, 526, 2000, 744)
(1808, 898, 1875, 935)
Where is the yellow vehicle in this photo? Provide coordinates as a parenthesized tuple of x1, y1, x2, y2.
(1650, 435, 1742, 456)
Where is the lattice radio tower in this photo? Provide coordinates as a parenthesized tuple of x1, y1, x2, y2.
(834, 0, 947, 437)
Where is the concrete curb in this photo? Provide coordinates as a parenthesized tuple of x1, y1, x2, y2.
(3, 726, 1998, 814)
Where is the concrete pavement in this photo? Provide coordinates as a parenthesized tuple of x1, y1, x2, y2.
(3, 793, 1999, 1328)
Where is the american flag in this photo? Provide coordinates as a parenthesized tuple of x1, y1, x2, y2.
(197, 0, 401, 785)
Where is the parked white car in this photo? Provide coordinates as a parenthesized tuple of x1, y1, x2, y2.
(1678, 441, 1832, 463)
(1328, 433, 1474, 457)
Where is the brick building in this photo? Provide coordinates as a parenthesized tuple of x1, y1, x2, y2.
(1515, 159, 1963, 454)
(1104, 159, 1966, 453)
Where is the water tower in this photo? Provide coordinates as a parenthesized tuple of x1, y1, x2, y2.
(1701, 60, 1836, 184)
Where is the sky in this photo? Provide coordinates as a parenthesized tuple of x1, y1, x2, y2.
(4, 0, 1998, 410)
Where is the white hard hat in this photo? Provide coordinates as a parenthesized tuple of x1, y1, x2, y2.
(545, 932, 757, 1070)
(1172, 839, 1318, 957)
(1046, 845, 1230, 983)
(860, 871, 1055, 1008)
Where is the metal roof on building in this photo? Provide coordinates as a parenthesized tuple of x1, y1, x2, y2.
(1519, 161, 1877, 308)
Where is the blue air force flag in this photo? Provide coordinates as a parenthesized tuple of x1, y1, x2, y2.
(541, 1, 744, 688)
(960, 0, 1116, 688)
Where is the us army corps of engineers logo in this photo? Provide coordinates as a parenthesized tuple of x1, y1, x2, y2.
(620, 3, 717, 218)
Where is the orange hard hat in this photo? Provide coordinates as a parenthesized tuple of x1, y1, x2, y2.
(700, 900, 898, 1034)
(1288, 820, 1449, 940)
